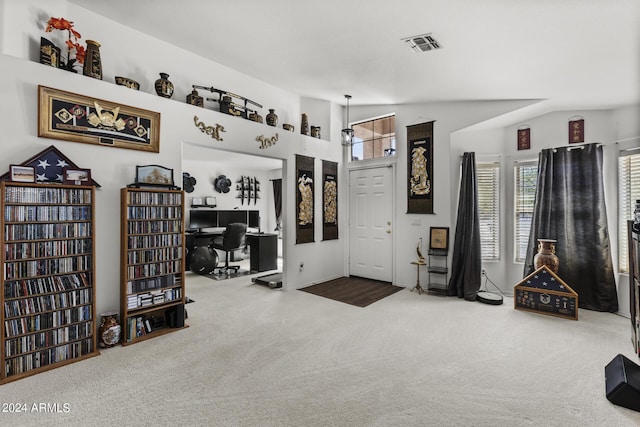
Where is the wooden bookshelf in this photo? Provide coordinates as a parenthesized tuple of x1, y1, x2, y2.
(0, 182, 99, 384)
(120, 187, 187, 345)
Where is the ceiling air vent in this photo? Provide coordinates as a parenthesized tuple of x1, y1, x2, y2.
(402, 33, 442, 53)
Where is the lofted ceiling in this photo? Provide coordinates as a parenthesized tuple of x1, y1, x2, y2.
(69, 0, 639, 113)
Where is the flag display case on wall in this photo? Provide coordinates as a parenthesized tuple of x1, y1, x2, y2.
(514, 265, 578, 320)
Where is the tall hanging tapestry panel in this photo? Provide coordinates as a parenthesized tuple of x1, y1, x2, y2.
(407, 121, 434, 214)
(296, 154, 315, 244)
(322, 160, 338, 241)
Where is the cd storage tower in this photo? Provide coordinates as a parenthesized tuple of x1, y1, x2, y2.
(120, 187, 187, 345)
(0, 182, 98, 384)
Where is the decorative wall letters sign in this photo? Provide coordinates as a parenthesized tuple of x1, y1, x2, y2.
(257, 133, 278, 149)
(194, 116, 225, 141)
(407, 121, 434, 214)
(569, 119, 584, 144)
(38, 85, 160, 152)
(296, 154, 315, 244)
(322, 160, 338, 241)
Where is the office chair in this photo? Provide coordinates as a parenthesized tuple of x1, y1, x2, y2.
(212, 222, 247, 275)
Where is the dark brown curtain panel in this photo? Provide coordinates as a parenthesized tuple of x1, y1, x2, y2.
(524, 143, 618, 312)
(272, 178, 282, 232)
(448, 152, 482, 300)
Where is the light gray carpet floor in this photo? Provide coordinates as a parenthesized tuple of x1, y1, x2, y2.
(1, 267, 640, 426)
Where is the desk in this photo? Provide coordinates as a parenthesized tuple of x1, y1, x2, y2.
(186, 231, 277, 273)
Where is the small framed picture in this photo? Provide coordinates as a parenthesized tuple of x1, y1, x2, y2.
(39, 37, 61, 68)
(63, 167, 92, 185)
(135, 164, 174, 187)
(10, 165, 36, 183)
(205, 197, 217, 207)
(191, 197, 203, 206)
(517, 128, 530, 150)
(429, 227, 450, 251)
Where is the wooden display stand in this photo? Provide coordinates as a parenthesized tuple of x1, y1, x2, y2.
(427, 249, 448, 294)
(0, 182, 99, 383)
(410, 260, 427, 294)
(514, 265, 578, 320)
(121, 187, 187, 345)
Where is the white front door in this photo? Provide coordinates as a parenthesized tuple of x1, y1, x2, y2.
(349, 167, 393, 282)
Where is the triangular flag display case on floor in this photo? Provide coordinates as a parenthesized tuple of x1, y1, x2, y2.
(514, 265, 578, 320)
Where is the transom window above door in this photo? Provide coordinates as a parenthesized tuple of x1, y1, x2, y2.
(351, 115, 396, 161)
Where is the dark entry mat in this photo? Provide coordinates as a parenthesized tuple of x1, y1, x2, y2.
(299, 276, 403, 307)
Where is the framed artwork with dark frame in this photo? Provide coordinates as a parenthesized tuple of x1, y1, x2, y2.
(517, 127, 530, 150)
(322, 160, 338, 241)
(38, 85, 161, 152)
(429, 227, 449, 252)
(568, 118, 585, 144)
(10, 165, 35, 183)
(295, 154, 315, 244)
(39, 37, 61, 68)
(407, 121, 434, 214)
(62, 167, 92, 185)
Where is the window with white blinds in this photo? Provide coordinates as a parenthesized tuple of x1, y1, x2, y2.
(618, 151, 640, 272)
(514, 161, 538, 262)
(477, 162, 500, 260)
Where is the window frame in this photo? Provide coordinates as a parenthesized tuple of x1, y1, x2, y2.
(350, 114, 396, 162)
(514, 160, 538, 263)
(618, 149, 640, 273)
(477, 162, 500, 261)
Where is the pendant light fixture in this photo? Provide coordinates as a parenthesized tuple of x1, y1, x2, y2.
(341, 94, 354, 146)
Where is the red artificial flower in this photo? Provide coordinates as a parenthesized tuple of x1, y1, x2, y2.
(46, 17, 71, 32)
(45, 17, 81, 40)
(44, 16, 85, 69)
(74, 44, 86, 64)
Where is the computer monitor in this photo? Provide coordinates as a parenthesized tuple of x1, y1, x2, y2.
(189, 209, 218, 231)
(248, 210, 260, 228)
(218, 210, 247, 228)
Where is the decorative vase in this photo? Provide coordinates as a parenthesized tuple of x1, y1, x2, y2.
(266, 109, 278, 127)
(115, 76, 140, 90)
(154, 72, 174, 98)
(301, 113, 309, 135)
(98, 311, 121, 348)
(186, 88, 203, 107)
(533, 238, 560, 273)
(83, 40, 102, 80)
(311, 126, 321, 139)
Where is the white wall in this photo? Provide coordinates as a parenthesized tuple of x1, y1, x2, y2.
(347, 100, 549, 290)
(182, 161, 269, 212)
(2, 0, 638, 318)
(182, 158, 274, 230)
(0, 0, 344, 317)
(457, 107, 639, 317)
